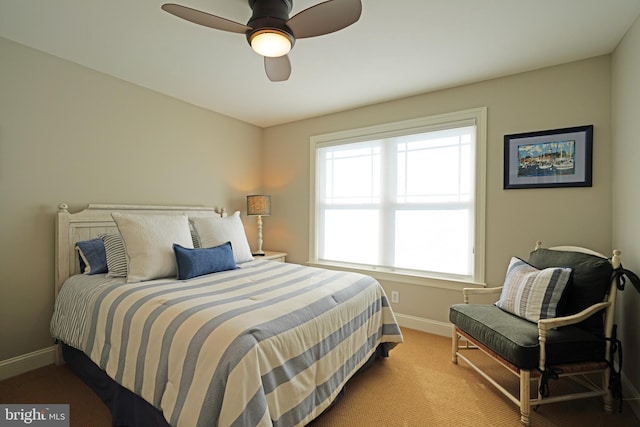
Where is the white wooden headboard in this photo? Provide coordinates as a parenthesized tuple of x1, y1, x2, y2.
(54, 203, 224, 297)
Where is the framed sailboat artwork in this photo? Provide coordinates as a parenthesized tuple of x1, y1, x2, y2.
(503, 125, 593, 189)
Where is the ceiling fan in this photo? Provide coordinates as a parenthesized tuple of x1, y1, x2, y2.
(161, 0, 362, 82)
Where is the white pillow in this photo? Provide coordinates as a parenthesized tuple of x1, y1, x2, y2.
(190, 212, 254, 264)
(112, 213, 193, 282)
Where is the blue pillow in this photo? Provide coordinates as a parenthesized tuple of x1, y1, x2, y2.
(76, 238, 108, 275)
(173, 241, 237, 280)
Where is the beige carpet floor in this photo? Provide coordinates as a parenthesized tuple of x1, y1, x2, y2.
(1, 327, 637, 426)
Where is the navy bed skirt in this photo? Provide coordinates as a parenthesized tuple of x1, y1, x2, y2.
(62, 344, 170, 427)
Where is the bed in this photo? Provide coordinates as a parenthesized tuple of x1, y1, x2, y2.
(50, 203, 403, 426)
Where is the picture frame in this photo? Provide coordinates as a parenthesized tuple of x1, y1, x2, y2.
(503, 125, 593, 189)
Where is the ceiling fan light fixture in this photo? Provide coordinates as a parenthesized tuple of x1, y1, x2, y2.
(250, 29, 292, 57)
(162, 0, 362, 80)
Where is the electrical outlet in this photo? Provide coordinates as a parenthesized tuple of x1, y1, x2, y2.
(391, 291, 399, 304)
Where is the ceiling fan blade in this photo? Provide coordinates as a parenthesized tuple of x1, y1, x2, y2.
(161, 3, 251, 34)
(286, 0, 362, 39)
(264, 56, 291, 82)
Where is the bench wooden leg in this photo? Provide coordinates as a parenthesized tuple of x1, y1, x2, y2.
(520, 369, 531, 426)
(451, 327, 459, 364)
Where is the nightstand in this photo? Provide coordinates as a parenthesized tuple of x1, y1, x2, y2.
(259, 251, 287, 262)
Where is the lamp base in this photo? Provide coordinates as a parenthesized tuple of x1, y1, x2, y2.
(253, 251, 265, 256)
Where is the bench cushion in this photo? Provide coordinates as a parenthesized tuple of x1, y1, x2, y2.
(528, 249, 613, 334)
(450, 304, 606, 369)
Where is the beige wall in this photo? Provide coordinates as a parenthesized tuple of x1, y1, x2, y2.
(263, 55, 613, 326)
(613, 15, 640, 415)
(0, 37, 263, 360)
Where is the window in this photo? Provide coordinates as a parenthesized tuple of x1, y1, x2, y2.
(310, 108, 486, 283)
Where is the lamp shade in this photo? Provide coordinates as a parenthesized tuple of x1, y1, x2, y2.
(247, 195, 271, 216)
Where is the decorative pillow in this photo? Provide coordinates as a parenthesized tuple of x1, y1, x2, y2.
(190, 212, 254, 264)
(112, 213, 193, 282)
(76, 238, 107, 275)
(495, 257, 572, 323)
(99, 233, 128, 278)
(173, 242, 237, 280)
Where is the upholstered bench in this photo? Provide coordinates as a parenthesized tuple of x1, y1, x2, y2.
(450, 244, 617, 426)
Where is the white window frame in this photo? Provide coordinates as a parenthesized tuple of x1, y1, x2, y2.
(309, 107, 487, 287)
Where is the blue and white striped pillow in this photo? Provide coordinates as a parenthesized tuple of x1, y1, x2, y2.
(98, 233, 128, 278)
(495, 257, 572, 323)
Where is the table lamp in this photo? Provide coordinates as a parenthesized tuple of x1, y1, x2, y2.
(246, 195, 271, 255)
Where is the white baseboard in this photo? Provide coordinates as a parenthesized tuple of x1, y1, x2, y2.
(0, 346, 57, 381)
(395, 312, 452, 337)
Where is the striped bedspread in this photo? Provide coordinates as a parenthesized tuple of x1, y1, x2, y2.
(51, 259, 403, 426)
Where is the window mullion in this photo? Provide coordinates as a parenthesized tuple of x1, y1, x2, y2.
(379, 139, 397, 267)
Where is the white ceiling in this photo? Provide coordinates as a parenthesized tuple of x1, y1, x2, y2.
(1, 1, 639, 128)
